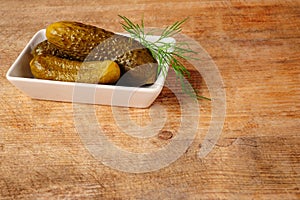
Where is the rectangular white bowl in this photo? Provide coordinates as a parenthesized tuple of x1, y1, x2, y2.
(6, 29, 174, 108)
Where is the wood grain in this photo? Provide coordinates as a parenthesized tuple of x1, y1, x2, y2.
(0, 0, 299, 199)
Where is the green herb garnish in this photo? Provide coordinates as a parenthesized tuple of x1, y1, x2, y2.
(119, 15, 210, 101)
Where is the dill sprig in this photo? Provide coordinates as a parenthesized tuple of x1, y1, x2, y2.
(119, 15, 210, 101)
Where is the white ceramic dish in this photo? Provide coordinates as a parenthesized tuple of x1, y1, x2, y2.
(6, 29, 175, 108)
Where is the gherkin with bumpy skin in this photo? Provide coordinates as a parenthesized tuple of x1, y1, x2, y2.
(30, 54, 120, 84)
(32, 40, 87, 61)
(46, 21, 115, 57)
(46, 21, 158, 86)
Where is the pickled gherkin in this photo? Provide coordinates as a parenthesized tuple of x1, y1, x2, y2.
(45, 21, 158, 85)
(30, 54, 120, 84)
(32, 40, 87, 61)
(46, 21, 115, 57)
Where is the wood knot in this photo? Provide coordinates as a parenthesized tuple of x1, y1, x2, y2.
(0, 144, 4, 152)
(158, 130, 173, 140)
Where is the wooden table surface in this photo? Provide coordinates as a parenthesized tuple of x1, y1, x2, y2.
(0, 0, 299, 199)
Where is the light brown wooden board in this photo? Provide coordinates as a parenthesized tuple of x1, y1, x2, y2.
(0, 0, 299, 199)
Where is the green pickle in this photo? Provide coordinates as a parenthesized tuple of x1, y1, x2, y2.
(45, 21, 158, 85)
(46, 21, 114, 56)
(30, 54, 120, 84)
(32, 40, 87, 61)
